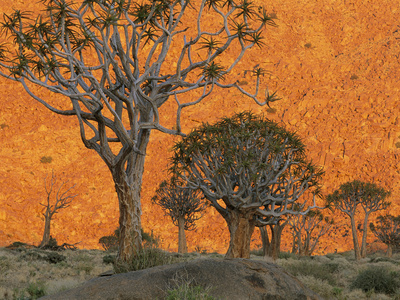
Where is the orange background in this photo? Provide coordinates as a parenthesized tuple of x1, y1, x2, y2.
(0, 0, 399, 254)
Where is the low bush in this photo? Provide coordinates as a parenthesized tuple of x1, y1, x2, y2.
(113, 248, 178, 273)
(26, 281, 46, 299)
(166, 284, 215, 300)
(103, 254, 116, 265)
(350, 266, 400, 295)
(279, 259, 337, 285)
(45, 252, 66, 264)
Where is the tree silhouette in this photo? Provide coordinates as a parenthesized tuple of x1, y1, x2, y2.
(0, 0, 278, 263)
(326, 180, 390, 260)
(152, 179, 207, 253)
(288, 209, 333, 256)
(39, 171, 77, 248)
(370, 214, 400, 257)
(171, 112, 323, 258)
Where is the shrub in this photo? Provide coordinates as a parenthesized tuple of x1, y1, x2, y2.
(350, 266, 400, 294)
(166, 284, 215, 300)
(26, 281, 46, 299)
(45, 252, 67, 264)
(295, 275, 335, 299)
(103, 254, 116, 265)
(99, 228, 159, 251)
(40, 156, 53, 164)
(113, 248, 178, 273)
(279, 259, 337, 285)
(279, 252, 297, 260)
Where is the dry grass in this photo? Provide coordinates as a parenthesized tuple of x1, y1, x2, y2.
(1, 246, 400, 299)
(0, 247, 110, 299)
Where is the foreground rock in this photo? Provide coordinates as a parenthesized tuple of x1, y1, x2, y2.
(40, 258, 322, 300)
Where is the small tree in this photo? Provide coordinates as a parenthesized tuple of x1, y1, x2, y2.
(171, 112, 323, 258)
(288, 209, 333, 256)
(151, 179, 207, 253)
(0, 0, 278, 264)
(370, 214, 400, 257)
(326, 180, 390, 260)
(39, 171, 77, 248)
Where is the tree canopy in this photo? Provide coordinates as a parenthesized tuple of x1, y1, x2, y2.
(0, 0, 279, 263)
(170, 111, 323, 258)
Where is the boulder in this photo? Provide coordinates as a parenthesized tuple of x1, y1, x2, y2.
(40, 258, 322, 300)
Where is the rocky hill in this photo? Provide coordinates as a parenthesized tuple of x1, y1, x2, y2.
(0, 0, 399, 254)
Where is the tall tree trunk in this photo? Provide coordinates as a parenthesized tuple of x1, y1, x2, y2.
(178, 217, 188, 253)
(39, 211, 52, 247)
(260, 226, 271, 257)
(113, 127, 150, 264)
(274, 222, 287, 258)
(225, 210, 256, 258)
(350, 215, 361, 260)
(360, 212, 370, 258)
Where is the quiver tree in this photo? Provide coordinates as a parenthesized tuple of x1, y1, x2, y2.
(170, 112, 323, 258)
(259, 216, 288, 260)
(0, 0, 279, 263)
(370, 214, 400, 257)
(288, 209, 333, 256)
(151, 179, 207, 253)
(39, 171, 77, 248)
(326, 180, 391, 260)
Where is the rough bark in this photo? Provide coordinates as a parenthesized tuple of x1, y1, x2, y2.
(350, 216, 361, 260)
(225, 210, 256, 259)
(178, 217, 188, 254)
(39, 212, 52, 248)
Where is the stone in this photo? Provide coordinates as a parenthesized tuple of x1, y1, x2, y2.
(40, 258, 322, 300)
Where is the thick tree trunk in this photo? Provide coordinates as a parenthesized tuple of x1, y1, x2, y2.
(350, 216, 361, 260)
(260, 226, 271, 257)
(178, 217, 188, 254)
(39, 212, 52, 247)
(225, 210, 256, 258)
(111, 126, 151, 265)
(360, 213, 370, 258)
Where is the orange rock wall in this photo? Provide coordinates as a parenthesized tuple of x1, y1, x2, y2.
(1, 0, 400, 254)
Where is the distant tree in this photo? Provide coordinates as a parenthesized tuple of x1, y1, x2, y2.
(151, 179, 207, 253)
(259, 216, 288, 259)
(370, 214, 400, 257)
(326, 180, 390, 260)
(39, 171, 77, 248)
(171, 112, 323, 258)
(288, 209, 333, 256)
(0, 0, 278, 264)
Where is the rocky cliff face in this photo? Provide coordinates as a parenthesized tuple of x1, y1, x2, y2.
(0, 0, 399, 254)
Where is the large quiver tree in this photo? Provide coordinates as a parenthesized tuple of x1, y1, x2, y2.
(171, 112, 323, 258)
(0, 0, 278, 263)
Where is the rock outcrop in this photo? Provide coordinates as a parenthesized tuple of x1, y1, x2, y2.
(40, 258, 322, 300)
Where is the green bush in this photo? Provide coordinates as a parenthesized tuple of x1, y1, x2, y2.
(103, 254, 116, 265)
(45, 252, 66, 264)
(350, 266, 400, 295)
(166, 284, 215, 300)
(280, 259, 337, 285)
(279, 252, 297, 260)
(113, 248, 178, 273)
(26, 281, 46, 299)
